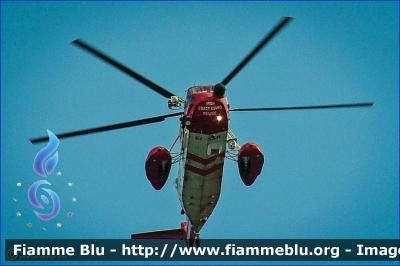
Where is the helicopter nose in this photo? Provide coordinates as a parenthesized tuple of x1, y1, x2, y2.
(213, 83, 226, 97)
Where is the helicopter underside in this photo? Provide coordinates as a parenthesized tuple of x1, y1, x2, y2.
(176, 130, 228, 232)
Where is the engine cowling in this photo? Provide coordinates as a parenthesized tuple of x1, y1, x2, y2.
(237, 142, 264, 186)
(145, 146, 172, 190)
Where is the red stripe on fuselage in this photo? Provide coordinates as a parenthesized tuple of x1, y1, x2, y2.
(185, 163, 224, 177)
(186, 152, 225, 165)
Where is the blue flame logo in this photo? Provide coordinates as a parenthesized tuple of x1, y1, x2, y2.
(33, 130, 59, 177)
(28, 180, 60, 221)
(30, 130, 61, 221)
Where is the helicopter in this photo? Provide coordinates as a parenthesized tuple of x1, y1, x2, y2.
(30, 16, 373, 247)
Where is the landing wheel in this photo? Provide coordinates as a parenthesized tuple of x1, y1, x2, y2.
(187, 232, 201, 247)
(188, 238, 194, 247)
(194, 233, 201, 247)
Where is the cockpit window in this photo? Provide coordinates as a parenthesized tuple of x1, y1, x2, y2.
(186, 86, 214, 104)
(203, 85, 213, 92)
(186, 87, 200, 104)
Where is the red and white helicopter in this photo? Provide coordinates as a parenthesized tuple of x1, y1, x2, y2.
(30, 16, 373, 246)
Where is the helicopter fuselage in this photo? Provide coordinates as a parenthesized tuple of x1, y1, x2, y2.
(174, 85, 229, 236)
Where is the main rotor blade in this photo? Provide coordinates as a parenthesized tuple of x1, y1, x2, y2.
(221, 16, 293, 86)
(29, 112, 182, 144)
(72, 39, 183, 101)
(229, 102, 374, 112)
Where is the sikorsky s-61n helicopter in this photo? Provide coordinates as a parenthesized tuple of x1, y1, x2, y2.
(30, 16, 373, 246)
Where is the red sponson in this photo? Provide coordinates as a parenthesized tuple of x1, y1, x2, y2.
(145, 146, 172, 190)
(237, 142, 264, 186)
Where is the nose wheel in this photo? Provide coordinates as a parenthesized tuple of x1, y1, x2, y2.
(188, 232, 201, 247)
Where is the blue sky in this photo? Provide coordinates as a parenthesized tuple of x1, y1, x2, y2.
(1, 1, 398, 264)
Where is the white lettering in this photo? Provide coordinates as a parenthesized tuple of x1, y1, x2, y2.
(80, 244, 104, 256)
(202, 111, 216, 116)
(13, 244, 75, 256)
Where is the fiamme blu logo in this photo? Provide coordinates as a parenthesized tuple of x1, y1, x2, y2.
(29, 130, 60, 221)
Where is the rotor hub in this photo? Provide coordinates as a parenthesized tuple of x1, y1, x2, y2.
(213, 83, 226, 97)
